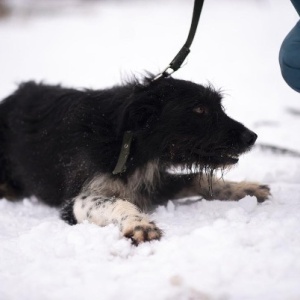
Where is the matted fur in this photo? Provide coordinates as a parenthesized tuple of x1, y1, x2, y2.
(0, 77, 270, 244)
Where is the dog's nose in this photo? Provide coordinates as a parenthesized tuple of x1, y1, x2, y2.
(241, 130, 257, 146)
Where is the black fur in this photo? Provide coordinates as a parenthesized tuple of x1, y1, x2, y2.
(0, 77, 263, 241)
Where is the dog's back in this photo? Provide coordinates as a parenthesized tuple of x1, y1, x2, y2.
(0, 83, 40, 200)
(0, 82, 124, 205)
(0, 90, 22, 200)
(0, 82, 83, 204)
(0, 110, 6, 198)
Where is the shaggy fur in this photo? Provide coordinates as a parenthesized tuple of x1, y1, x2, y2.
(0, 77, 270, 244)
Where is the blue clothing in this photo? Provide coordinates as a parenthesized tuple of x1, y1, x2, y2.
(291, 0, 300, 16)
(279, 0, 300, 92)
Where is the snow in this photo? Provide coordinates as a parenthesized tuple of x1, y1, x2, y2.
(1, 0, 300, 299)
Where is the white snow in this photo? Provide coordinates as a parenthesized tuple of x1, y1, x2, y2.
(1, 0, 300, 299)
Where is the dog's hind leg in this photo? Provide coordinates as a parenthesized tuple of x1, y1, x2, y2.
(0, 134, 18, 200)
(0, 149, 25, 201)
(0, 183, 21, 200)
(60, 194, 162, 245)
(159, 173, 271, 203)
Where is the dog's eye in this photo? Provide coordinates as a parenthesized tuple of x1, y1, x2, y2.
(193, 106, 206, 115)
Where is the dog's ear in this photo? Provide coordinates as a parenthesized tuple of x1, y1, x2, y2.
(118, 98, 160, 135)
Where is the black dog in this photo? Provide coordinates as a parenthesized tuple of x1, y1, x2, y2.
(0, 77, 270, 244)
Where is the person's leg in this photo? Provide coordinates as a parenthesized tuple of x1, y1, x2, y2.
(291, 0, 300, 16)
(279, 20, 300, 93)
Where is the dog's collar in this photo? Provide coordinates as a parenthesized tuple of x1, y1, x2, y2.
(112, 131, 133, 175)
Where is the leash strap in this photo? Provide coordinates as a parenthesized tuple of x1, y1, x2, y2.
(153, 0, 205, 80)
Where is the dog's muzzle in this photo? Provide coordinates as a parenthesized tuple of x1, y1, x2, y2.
(192, 129, 258, 166)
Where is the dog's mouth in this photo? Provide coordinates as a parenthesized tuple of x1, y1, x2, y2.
(192, 149, 240, 165)
(168, 142, 250, 168)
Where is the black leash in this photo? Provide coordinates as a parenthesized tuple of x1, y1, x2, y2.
(113, 0, 205, 175)
(153, 0, 205, 80)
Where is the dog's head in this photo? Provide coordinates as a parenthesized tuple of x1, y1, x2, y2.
(120, 77, 257, 170)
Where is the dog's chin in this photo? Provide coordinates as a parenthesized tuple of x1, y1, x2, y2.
(191, 149, 240, 168)
(167, 152, 239, 170)
(197, 153, 239, 167)
(167, 145, 256, 169)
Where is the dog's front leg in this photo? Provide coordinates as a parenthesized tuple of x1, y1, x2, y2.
(61, 195, 162, 244)
(194, 176, 271, 202)
(160, 173, 270, 203)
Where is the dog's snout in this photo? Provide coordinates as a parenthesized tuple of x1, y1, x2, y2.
(241, 130, 257, 146)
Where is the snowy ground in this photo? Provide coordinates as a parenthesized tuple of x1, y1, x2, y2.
(1, 0, 300, 299)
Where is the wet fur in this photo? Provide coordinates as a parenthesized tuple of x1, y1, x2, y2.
(0, 77, 270, 243)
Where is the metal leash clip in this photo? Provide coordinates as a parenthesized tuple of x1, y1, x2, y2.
(153, 66, 175, 81)
(152, 0, 204, 81)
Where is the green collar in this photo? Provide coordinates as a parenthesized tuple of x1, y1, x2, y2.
(112, 131, 133, 175)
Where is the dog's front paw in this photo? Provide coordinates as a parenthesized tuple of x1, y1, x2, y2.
(122, 217, 162, 245)
(241, 183, 271, 203)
